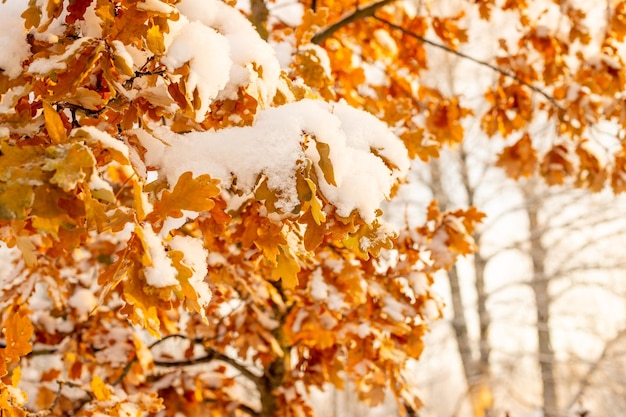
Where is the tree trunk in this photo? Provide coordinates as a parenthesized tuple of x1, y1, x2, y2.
(431, 159, 493, 417)
(524, 184, 559, 417)
(475, 253, 490, 378)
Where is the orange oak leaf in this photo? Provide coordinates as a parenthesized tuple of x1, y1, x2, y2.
(3, 306, 33, 363)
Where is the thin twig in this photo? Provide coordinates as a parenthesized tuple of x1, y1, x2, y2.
(112, 354, 137, 386)
(154, 348, 262, 385)
(567, 328, 626, 409)
(373, 15, 566, 112)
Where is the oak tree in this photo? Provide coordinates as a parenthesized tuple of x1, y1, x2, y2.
(0, 0, 482, 416)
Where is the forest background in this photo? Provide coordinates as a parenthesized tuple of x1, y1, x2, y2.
(1, 0, 626, 417)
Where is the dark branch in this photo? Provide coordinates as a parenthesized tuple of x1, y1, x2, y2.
(310, 0, 398, 44)
(567, 327, 626, 409)
(373, 16, 566, 112)
(154, 348, 262, 385)
(112, 354, 137, 386)
(239, 403, 261, 417)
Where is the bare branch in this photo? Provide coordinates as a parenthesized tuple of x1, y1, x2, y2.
(154, 348, 262, 385)
(310, 0, 399, 44)
(567, 328, 626, 409)
(373, 16, 566, 112)
(250, 0, 269, 40)
(239, 403, 261, 417)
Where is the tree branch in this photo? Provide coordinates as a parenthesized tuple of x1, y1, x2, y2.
(154, 348, 262, 385)
(566, 328, 626, 410)
(310, 0, 399, 44)
(373, 16, 566, 112)
(239, 403, 261, 417)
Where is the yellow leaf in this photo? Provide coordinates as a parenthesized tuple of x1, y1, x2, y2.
(0, 353, 6, 378)
(3, 306, 33, 362)
(305, 178, 325, 225)
(151, 172, 219, 221)
(43, 143, 95, 192)
(470, 379, 494, 417)
(169, 250, 201, 315)
(271, 246, 300, 289)
(132, 334, 154, 372)
(112, 51, 134, 78)
(43, 102, 66, 144)
(0, 183, 34, 220)
(254, 177, 280, 213)
(21, 2, 41, 29)
(146, 24, 165, 55)
(302, 211, 326, 250)
(63, 87, 107, 111)
(315, 140, 337, 186)
(90, 375, 111, 401)
(11, 367, 22, 388)
(15, 236, 37, 268)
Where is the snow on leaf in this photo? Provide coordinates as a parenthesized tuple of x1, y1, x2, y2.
(495, 133, 538, 179)
(42, 143, 95, 192)
(136, 224, 178, 288)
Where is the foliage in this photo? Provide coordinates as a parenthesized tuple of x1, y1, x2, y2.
(2, 0, 623, 415)
(0, 0, 485, 416)
(278, 0, 626, 190)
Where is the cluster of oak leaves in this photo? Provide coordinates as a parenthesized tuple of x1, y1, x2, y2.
(4, 0, 626, 414)
(0, 0, 487, 416)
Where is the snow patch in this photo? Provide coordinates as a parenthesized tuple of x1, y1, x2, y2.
(141, 225, 179, 288)
(0, 1, 30, 78)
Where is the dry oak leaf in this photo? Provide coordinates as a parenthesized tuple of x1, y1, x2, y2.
(540, 144, 575, 185)
(2, 306, 34, 363)
(152, 171, 220, 219)
(495, 133, 538, 179)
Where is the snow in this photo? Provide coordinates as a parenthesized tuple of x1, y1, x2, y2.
(137, 0, 177, 14)
(68, 288, 98, 316)
(326, 292, 345, 311)
(162, 21, 232, 121)
(140, 225, 179, 288)
(0, 1, 30, 79)
(382, 295, 408, 322)
(274, 41, 295, 69)
(111, 40, 135, 75)
(421, 298, 441, 320)
(357, 323, 371, 338)
(139, 99, 409, 222)
(79, 2, 103, 38)
(290, 308, 308, 333)
(29, 37, 95, 75)
(300, 44, 333, 78)
(176, 0, 281, 106)
(77, 126, 130, 158)
(408, 272, 429, 296)
(310, 268, 329, 300)
(374, 29, 398, 57)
